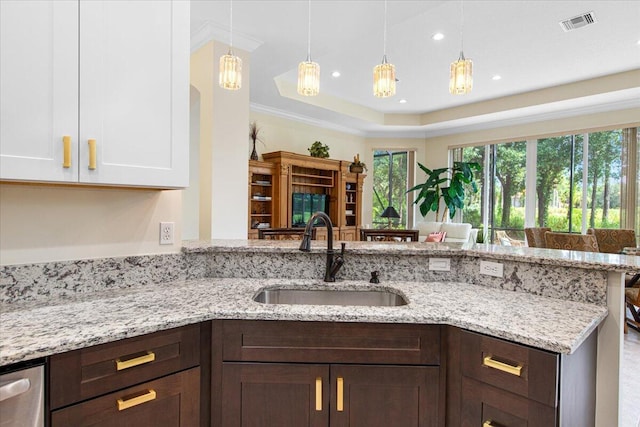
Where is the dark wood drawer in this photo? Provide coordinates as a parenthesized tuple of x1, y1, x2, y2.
(50, 324, 200, 409)
(51, 367, 200, 426)
(221, 320, 441, 365)
(460, 330, 559, 407)
(461, 376, 557, 427)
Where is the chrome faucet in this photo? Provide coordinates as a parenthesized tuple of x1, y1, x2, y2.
(299, 211, 345, 282)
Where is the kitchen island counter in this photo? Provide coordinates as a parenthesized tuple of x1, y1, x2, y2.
(0, 277, 606, 366)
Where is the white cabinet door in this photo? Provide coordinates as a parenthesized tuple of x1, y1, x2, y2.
(78, 0, 189, 188)
(0, 0, 79, 182)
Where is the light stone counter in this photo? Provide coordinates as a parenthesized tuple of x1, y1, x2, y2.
(182, 239, 640, 272)
(0, 277, 607, 366)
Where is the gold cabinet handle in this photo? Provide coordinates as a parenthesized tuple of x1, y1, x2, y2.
(315, 377, 322, 411)
(117, 389, 156, 411)
(336, 377, 344, 412)
(62, 136, 71, 168)
(483, 421, 496, 427)
(115, 351, 155, 371)
(483, 355, 523, 377)
(88, 138, 97, 170)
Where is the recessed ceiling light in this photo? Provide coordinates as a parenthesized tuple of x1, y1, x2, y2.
(492, 75, 502, 81)
(637, 39, 640, 45)
(432, 33, 444, 41)
(332, 71, 341, 78)
(399, 99, 407, 104)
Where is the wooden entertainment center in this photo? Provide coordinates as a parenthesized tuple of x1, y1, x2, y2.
(248, 151, 365, 240)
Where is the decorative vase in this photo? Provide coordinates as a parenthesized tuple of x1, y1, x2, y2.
(250, 140, 258, 160)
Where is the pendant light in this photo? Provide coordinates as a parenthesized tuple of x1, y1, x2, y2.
(219, 0, 242, 90)
(449, 0, 472, 95)
(297, 0, 320, 96)
(373, 0, 396, 98)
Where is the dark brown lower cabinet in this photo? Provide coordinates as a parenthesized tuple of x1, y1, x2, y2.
(217, 320, 443, 427)
(447, 327, 597, 427)
(51, 367, 200, 427)
(221, 363, 439, 427)
(222, 363, 329, 427)
(331, 364, 439, 427)
(460, 376, 557, 427)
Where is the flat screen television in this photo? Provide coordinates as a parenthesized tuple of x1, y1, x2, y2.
(292, 193, 328, 227)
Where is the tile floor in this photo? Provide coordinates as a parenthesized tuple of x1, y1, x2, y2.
(622, 328, 640, 427)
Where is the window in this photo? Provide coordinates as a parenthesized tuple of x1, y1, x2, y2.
(455, 127, 636, 246)
(372, 150, 411, 228)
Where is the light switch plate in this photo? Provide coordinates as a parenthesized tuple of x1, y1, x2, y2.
(429, 258, 451, 271)
(480, 260, 503, 277)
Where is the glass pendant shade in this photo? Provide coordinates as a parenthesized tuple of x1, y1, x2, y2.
(219, 50, 242, 90)
(373, 56, 396, 98)
(297, 60, 320, 96)
(449, 52, 473, 95)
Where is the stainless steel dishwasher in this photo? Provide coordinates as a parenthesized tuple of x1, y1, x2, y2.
(0, 361, 44, 427)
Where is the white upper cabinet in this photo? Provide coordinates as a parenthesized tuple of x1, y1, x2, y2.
(1, 1, 79, 183)
(0, 0, 189, 188)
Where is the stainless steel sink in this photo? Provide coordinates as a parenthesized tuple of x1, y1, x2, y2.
(253, 288, 408, 307)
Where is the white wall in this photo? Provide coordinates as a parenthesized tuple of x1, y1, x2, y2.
(182, 86, 201, 240)
(0, 183, 182, 265)
(190, 41, 251, 240)
(249, 111, 366, 162)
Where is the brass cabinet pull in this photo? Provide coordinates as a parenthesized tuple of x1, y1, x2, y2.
(88, 138, 97, 170)
(117, 389, 156, 411)
(315, 377, 322, 411)
(62, 136, 71, 168)
(483, 355, 523, 377)
(483, 421, 496, 427)
(115, 351, 155, 371)
(336, 377, 344, 412)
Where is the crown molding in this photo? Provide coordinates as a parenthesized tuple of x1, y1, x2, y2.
(250, 103, 368, 137)
(251, 96, 640, 140)
(191, 20, 263, 53)
(411, 96, 640, 139)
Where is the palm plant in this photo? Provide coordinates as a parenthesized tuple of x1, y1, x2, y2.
(407, 161, 481, 221)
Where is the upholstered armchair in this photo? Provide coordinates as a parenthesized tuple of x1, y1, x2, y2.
(587, 228, 637, 254)
(544, 232, 600, 252)
(524, 227, 551, 248)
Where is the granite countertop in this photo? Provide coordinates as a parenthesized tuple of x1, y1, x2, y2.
(182, 239, 640, 272)
(0, 278, 607, 366)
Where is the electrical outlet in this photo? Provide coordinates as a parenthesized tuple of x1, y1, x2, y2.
(428, 258, 451, 271)
(159, 222, 174, 245)
(480, 260, 503, 277)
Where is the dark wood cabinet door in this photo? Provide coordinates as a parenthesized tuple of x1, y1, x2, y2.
(330, 365, 440, 427)
(221, 362, 330, 427)
(460, 377, 557, 427)
(50, 367, 200, 427)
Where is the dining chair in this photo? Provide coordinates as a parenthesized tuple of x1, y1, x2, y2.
(258, 228, 316, 240)
(586, 228, 637, 254)
(626, 285, 640, 333)
(524, 227, 551, 248)
(544, 232, 600, 252)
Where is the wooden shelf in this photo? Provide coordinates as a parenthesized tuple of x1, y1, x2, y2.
(291, 181, 334, 188)
(248, 160, 275, 238)
(291, 172, 332, 180)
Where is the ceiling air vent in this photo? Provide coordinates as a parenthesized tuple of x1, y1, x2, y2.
(559, 11, 597, 32)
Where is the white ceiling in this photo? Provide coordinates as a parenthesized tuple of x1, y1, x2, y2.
(191, 1, 640, 137)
